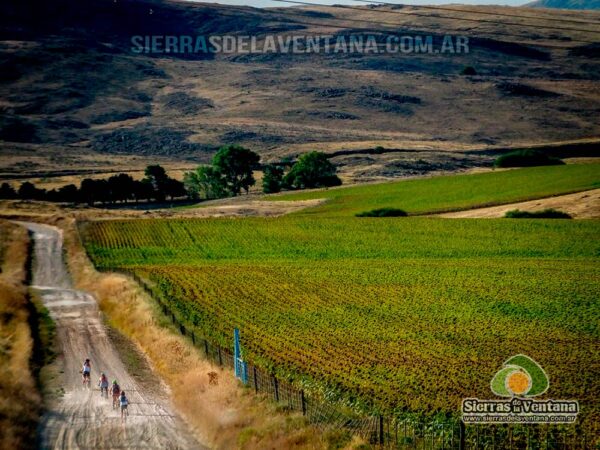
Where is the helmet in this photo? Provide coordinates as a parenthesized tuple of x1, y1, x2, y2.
(101, 372, 105, 376)
(85, 358, 90, 362)
(113, 380, 117, 384)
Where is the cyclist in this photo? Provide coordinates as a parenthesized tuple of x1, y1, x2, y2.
(119, 390, 129, 420)
(81, 358, 91, 387)
(98, 372, 109, 398)
(110, 380, 121, 409)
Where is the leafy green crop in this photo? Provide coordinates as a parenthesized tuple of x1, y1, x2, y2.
(80, 215, 600, 428)
(272, 164, 600, 216)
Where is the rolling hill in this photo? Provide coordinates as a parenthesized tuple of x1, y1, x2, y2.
(1, 0, 600, 182)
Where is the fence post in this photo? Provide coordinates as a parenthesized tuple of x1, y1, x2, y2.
(301, 389, 306, 416)
(441, 423, 445, 450)
(459, 421, 465, 450)
(191, 331, 195, 345)
(379, 416, 384, 445)
(171, 312, 176, 324)
(253, 366, 258, 393)
(218, 347, 223, 366)
(204, 339, 209, 358)
(180, 324, 186, 336)
(273, 375, 279, 402)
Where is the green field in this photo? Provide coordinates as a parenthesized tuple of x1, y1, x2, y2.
(80, 165, 600, 429)
(274, 164, 600, 216)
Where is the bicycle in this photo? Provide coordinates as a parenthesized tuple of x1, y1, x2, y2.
(81, 371, 91, 389)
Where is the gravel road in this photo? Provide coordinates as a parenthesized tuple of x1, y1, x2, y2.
(24, 222, 205, 450)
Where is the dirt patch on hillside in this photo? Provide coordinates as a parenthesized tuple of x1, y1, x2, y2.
(115, 199, 326, 220)
(439, 189, 600, 219)
(0, 198, 326, 221)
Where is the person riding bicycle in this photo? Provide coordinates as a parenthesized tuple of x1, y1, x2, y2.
(81, 358, 91, 385)
(110, 380, 121, 409)
(119, 390, 129, 419)
(98, 372, 109, 398)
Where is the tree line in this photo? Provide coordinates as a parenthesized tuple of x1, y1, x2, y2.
(0, 146, 342, 205)
(0, 165, 185, 206)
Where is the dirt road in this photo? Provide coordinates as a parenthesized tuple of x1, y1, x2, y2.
(25, 222, 206, 450)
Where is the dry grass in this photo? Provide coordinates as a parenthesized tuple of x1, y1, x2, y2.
(0, 221, 41, 450)
(439, 188, 600, 219)
(55, 216, 354, 450)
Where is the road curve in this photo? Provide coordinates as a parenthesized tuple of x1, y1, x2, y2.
(24, 222, 205, 450)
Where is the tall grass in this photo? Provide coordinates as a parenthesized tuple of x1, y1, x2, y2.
(0, 221, 41, 450)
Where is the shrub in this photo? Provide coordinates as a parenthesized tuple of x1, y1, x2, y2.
(494, 150, 564, 168)
(356, 208, 407, 217)
(504, 209, 572, 219)
(461, 66, 477, 75)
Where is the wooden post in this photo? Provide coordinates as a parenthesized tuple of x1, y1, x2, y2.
(180, 324, 186, 336)
(191, 331, 195, 345)
(378, 416, 384, 445)
(301, 389, 306, 416)
(204, 339, 209, 358)
(273, 376, 279, 402)
(218, 347, 223, 366)
(459, 421, 465, 450)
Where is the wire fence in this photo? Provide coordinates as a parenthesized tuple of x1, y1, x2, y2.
(104, 268, 598, 449)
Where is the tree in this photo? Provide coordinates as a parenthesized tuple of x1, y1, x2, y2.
(57, 184, 78, 203)
(184, 166, 227, 200)
(283, 151, 341, 189)
(144, 165, 169, 201)
(133, 179, 155, 203)
(164, 178, 187, 200)
(0, 182, 17, 199)
(79, 178, 102, 205)
(108, 174, 135, 203)
(18, 181, 46, 200)
(262, 165, 284, 194)
(212, 145, 260, 195)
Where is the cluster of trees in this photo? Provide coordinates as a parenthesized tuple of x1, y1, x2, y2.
(0, 165, 185, 205)
(262, 151, 342, 194)
(184, 146, 342, 200)
(1, 146, 342, 205)
(184, 145, 260, 200)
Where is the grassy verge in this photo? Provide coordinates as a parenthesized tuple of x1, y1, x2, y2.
(271, 163, 600, 216)
(0, 221, 42, 450)
(57, 216, 343, 450)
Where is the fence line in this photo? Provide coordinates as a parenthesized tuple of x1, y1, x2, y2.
(102, 267, 597, 449)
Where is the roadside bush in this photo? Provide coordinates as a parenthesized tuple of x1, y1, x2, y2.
(494, 150, 564, 168)
(504, 209, 572, 219)
(356, 207, 408, 217)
